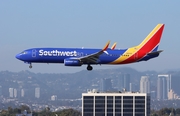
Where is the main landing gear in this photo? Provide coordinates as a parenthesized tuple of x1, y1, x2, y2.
(87, 64, 93, 71)
(29, 63, 32, 69)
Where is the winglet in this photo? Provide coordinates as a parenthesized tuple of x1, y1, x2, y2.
(111, 42, 117, 50)
(103, 41, 110, 51)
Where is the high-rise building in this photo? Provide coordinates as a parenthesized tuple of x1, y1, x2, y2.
(82, 90, 150, 116)
(14, 89, 17, 98)
(21, 89, 25, 97)
(35, 87, 40, 98)
(157, 74, 171, 100)
(140, 76, 150, 93)
(118, 73, 130, 91)
(9, 88, 14, 98)
(130, 83, 132, 92)
(100, 78, 112, 92)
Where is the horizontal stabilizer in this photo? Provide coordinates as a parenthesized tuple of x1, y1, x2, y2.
(147, 50, 163, 56)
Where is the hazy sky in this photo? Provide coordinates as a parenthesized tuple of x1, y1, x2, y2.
(0, 1, 179, 73)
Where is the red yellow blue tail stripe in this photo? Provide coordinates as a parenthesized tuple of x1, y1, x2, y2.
(110, 24, 165, 64)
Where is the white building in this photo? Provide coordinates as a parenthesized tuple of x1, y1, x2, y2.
(9, 88, 14, 98)
(82, 90, 150, 116)
(51, 95, 57, 101)
(140, 76, 150, 93)
(21, 89, 25, 97)
(35, 87, 40, 98)
(14, 89, 17, 98)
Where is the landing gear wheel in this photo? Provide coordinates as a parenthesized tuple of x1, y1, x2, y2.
(29, 64, 32, 69)
(87, 65, 93, 71)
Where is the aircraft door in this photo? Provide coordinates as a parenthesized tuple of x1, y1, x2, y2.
(134, 52, 138, 60)
(32, 49, 37, 58)
(134, 47, 138, 60)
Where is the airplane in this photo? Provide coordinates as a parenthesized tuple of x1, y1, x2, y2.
(16, 24, 165, 71)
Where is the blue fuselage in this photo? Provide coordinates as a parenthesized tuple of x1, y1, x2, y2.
(16, 48, 128, 64)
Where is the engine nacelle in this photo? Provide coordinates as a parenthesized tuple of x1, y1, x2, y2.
(64, 58, 82, 66)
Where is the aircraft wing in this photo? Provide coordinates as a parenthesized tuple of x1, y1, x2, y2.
(73, 41, 110, 64)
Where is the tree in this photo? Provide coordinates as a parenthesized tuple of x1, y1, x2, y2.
(151, 109, 158, 116)
(58, 109, 81, 116)
(7, 107, 13, 114)
(0, 110, 8, 116)
(158, 107, 171, 116)
(38, 107, 52, 116)
(170, 108, 175, 116)
(19, 105, 31, 114)
(176, 108, 180, 115)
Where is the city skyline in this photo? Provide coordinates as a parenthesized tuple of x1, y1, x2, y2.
(1, 69, 179, 99)
(0, 67, 180, 112)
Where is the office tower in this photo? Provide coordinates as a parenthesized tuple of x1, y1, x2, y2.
(140, 76, 150, 93)
(157, 74, 171, 100)
(82, 90, 150, 116)
(100, 78, 112, 92)
(9, 88, 14, 98)
(35, 87, 40, 98)
(118, 73, 130, 91)
(130, 83, 132, 92)
(21, 89, 25, 97)
(14, 89, 17, 98)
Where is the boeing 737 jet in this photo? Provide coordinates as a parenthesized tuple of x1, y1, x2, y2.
(16, 24, 165, 71)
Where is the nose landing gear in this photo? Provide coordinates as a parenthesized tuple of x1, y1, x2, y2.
(29, 63, 32, 68)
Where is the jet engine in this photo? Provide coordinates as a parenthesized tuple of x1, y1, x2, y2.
(64, 58, 82, 66)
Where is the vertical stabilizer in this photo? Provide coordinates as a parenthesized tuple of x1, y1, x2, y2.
(137, 24, 165, 52)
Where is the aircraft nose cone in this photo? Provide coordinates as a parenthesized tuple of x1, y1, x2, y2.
(16, 54, 21, 60)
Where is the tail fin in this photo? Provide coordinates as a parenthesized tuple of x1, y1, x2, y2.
(137, 24, 164, 52)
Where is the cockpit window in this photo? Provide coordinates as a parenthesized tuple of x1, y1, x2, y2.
(21, 51, 27, 54)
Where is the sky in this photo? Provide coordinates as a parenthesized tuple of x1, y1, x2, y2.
(0, 1, 180, 73)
